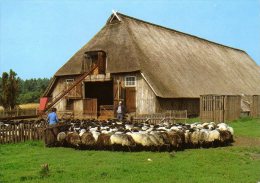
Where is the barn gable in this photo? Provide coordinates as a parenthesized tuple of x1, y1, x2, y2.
(51, 12, 260, 98)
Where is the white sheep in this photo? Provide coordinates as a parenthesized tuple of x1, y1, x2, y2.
(57, 132, 66, 142)
(110, 134, 135, 147)
(91, 131, 100, 142)
(207, 129, 220, 145)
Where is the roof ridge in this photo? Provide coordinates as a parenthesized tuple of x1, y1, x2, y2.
(116, 12, 245, 53)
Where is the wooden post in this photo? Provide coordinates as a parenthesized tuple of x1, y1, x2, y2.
(0, 126, 2, 144)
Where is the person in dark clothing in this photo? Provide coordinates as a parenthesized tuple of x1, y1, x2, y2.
(116, 101, 125, 121)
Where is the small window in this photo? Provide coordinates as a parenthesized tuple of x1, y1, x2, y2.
(66, 79, 74, 83)
(125, 76, 136, 87)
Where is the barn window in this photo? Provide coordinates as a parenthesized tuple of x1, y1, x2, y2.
(85, 51, 106, 74)
(66, 99, 74, 110)
(125, 76, 136, 87)
(66, 79, 74, 83)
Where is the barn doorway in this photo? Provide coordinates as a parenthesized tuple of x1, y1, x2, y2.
(84, 81, 113, 117)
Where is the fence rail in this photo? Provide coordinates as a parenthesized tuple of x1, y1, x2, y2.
(0, 108, 38, 118)
(133, 110, 187, 124)
(0, 123, 47, 144)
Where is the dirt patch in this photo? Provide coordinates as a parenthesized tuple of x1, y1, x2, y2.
(233, 136, 260, 147)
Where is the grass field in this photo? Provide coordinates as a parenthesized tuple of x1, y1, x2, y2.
(0, 118, 260, 183)
(0, 103, 39, 111)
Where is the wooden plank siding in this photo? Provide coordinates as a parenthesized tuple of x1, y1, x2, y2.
(251, 95, 260, 117)
(200, 95, 241, 123)
(83, 98, 97, 119)
(156, 98, 200, 117)
(51, 76, 83, 112)
(112, 72, 157, 115)
(125, 87, 136, 112)
(224, 95, 241, 121)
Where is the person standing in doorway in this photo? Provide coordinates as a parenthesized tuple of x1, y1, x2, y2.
(116, 101, 125, 121)
(47, 108, 59, 125)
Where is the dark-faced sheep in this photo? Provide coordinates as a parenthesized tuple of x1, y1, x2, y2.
(167, 131, 183, 150)
(96, 134, 111, 150)
(66, 132, 81, 148)
(80, 132, 96, 149)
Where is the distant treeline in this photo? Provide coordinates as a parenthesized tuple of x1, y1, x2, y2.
(0, 71, 50, 105)
(17, 78, 50, 104)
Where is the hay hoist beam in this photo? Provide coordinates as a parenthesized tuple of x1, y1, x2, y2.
(43, 65, 98, 112)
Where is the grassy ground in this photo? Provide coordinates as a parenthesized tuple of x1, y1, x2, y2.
(229, 117, 260, 138)
(0, 118, 260, 183)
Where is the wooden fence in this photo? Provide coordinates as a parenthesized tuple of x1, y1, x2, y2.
(200, 95, 241, 123)
(100, 105, 114, 119)
(0, 123, 47, 144)
(250, 95, 260, 118)
(133, 110, 187, 124)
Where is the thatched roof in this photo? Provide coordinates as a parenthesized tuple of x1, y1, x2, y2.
(52, 12, 260, 98)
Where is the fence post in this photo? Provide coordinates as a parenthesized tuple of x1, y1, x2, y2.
(0, 125, 2, 144)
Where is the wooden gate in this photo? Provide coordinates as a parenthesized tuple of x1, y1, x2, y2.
(200, 95, 224, 122)
(200, 95, 241, 122)
(125, 87, 136, 113)
(83, 98, 97, 118)
(251, 95, 260, 117)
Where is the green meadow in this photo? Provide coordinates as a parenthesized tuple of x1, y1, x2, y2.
(0, 118, 260, 183)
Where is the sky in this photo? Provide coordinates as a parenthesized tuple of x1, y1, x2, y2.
(0, 0, 260, 79)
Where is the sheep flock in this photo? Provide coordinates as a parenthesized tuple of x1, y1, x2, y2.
(44, 119, 234, 151)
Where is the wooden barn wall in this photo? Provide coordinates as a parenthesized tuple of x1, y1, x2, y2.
(73, 99, 84, 118)
(136, 74, 156, 114)
(112, 72, 156, 115)
(251, 95, 260, 117)
(224, 95, 241, 121)
(156, 98, 200, 117)
(51, 77, 66, 112)
(200, 95, 241, 123)
(50, 76, 83, 114)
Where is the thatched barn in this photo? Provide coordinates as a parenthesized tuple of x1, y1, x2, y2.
(43, 12, 260, 119)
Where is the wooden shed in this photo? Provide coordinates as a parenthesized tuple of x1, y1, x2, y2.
(200, 95, 241, 122)
(43, 12, 260, 119)
(250, 95, 260, 118)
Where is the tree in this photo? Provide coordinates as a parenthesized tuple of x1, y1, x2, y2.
(0, 72, 9, 109)
(0, 70, 19, 110)
(8, 70, 19, 109)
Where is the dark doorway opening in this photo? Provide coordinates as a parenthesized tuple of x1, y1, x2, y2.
(84, 81, 113, 116)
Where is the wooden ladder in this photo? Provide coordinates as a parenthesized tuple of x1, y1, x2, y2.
(44, 65, 98, 112)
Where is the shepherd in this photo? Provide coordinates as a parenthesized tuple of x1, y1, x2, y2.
(116, 101, 125, 121)
(47, 108, 59, 125)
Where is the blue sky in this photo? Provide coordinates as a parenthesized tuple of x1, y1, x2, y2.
(0, 0, 260, 79)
